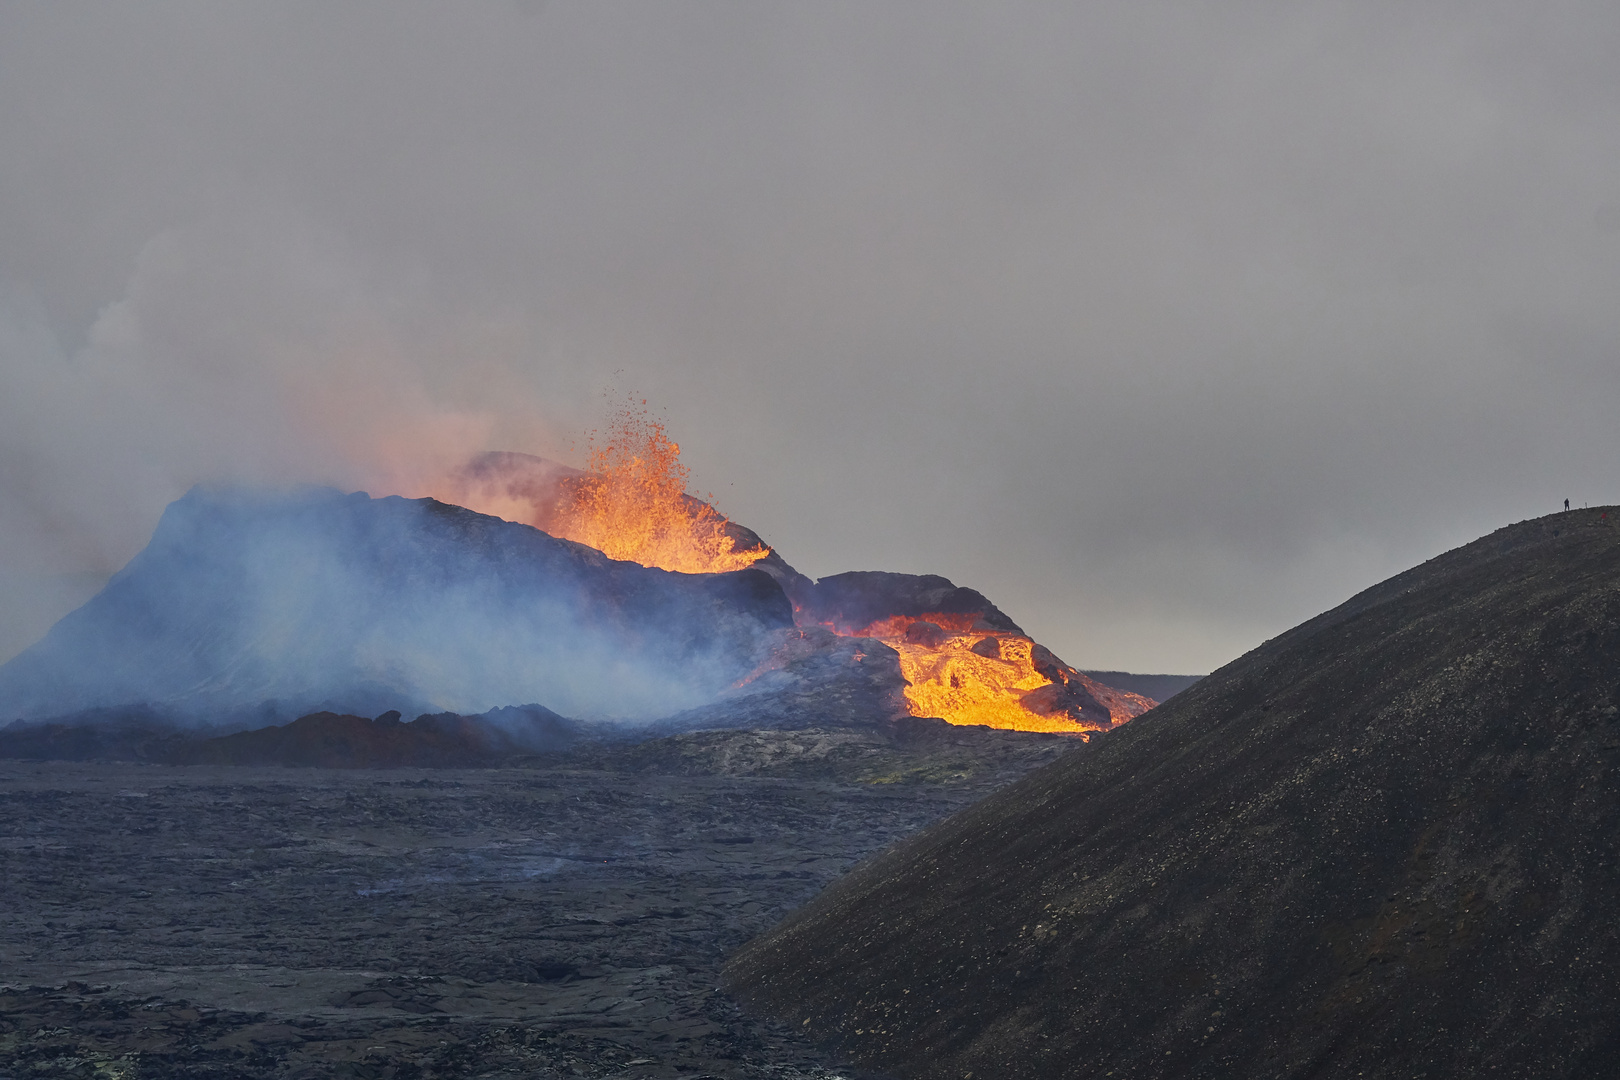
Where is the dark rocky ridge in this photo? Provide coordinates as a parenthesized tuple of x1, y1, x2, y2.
(727, 508, 1620, 1079)
(169, 706, 583, 768)
(788, 570, 1023, 635)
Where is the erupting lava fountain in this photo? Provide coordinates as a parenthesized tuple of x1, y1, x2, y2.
(432, 401, 1154, 736)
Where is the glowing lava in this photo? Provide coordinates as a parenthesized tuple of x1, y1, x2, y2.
(832, 613, 1140, 734)
(893, 632, 1073, 732)
(549, 401, 769, 575)
(424, 403, 1152, 736)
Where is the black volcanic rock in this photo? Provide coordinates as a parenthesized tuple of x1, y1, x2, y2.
(792, 570, 1024, 635)
(0, 730, 1075, 1078)
(0, 486, 793, 727)
(1022, 642, 1111, 722)
(726, 508, 1620, 1079)
(657, 627, 912, 733)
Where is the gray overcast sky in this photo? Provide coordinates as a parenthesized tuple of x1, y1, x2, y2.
(3, 2, 1619, 674)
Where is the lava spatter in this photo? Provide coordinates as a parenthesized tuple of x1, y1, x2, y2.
(549, 399, 769, 575)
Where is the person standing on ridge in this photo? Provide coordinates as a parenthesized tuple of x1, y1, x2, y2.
(1566, 499, 1571, 511)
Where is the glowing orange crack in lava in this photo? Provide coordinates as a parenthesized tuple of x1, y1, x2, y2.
(548, 401, 769, 575)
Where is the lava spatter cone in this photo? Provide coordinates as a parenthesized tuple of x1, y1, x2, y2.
(725, 508, 1620, 1079)
(431, 409, 1158, 736)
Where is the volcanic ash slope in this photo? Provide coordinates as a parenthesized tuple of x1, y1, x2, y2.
(726, 508, 1620, 1080)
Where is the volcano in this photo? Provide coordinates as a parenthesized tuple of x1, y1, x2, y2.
(0, 430, 1163, 746)
(438, 449, 1155, 735)
(726, 508, 1620, 1079)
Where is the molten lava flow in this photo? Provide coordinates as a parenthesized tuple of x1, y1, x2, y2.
(548, 401, 769, 574)
(893, 632, 1076, 732)
(838, 614, 1111, 734)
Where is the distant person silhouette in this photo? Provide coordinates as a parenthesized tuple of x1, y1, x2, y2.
(1566, 499, 1571, 511)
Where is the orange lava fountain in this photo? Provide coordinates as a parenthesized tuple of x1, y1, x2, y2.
(423, 401, 1150, 735)
(549, 401, 769, 575)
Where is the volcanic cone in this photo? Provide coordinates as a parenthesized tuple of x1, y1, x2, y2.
(726, 508, 1620, 1079)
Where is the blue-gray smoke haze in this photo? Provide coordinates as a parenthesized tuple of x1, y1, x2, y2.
(0, 487, 792, 727)
(3, 3, 1620, 674)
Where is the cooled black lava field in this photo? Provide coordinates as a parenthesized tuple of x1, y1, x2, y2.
(0, 725, 1066, 1079)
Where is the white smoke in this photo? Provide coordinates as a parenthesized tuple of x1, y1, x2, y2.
(0, 206, 561, 662)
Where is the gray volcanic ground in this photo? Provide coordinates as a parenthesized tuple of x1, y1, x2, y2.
(0, 725, 1069, 1079)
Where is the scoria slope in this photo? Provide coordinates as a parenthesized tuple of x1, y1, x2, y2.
(726, 508, 1620, 1079)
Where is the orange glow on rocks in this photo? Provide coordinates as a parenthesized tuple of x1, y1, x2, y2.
(830, 614, 1151, 735)
(548, 400, 769, 575)
(417, 405, 1154, 737)
(892, 631, 1076, 732)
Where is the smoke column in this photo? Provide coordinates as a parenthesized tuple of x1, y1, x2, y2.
(0, 208, 565, 662)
